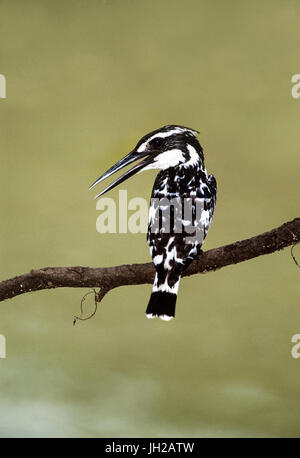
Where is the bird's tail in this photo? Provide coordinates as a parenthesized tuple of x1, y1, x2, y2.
(146, 274, 180, 321)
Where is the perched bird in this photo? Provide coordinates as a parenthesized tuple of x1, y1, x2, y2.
(89, 125, 217, 321)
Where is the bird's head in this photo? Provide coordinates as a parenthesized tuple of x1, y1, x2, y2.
(89, 125, 204, 198)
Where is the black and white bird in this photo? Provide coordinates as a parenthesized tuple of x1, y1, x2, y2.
(89, 125, 217, 321)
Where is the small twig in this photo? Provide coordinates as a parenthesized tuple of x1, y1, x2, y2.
(73, 287, 109, 325)
(291, 244, 300, 268)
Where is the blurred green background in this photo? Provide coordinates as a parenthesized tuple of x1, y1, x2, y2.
(0, 0, 300, 438)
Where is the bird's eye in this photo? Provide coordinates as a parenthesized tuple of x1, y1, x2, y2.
(149, 137, 164, 149)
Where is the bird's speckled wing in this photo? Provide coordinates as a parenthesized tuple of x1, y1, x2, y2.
(147, 168, 217, 290)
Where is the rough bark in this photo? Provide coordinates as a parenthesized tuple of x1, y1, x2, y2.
(0, 218, 299, 303)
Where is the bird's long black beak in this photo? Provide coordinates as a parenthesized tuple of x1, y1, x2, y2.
(89, 150, 152, 199)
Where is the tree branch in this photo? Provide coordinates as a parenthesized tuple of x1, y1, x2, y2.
(0, 218, 299, 303)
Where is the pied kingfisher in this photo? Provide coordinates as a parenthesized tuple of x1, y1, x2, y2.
(89, 125, 217, 321)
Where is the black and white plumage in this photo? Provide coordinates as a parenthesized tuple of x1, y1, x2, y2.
(89, 125, 217, 321)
